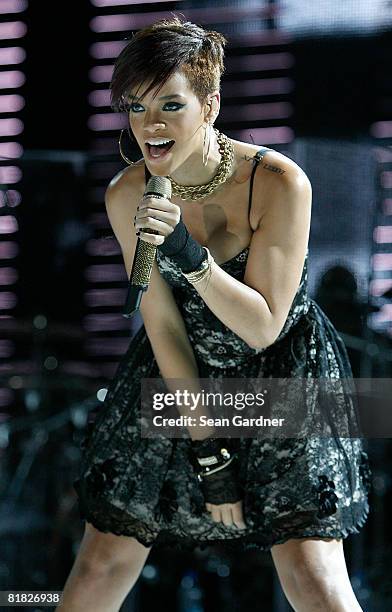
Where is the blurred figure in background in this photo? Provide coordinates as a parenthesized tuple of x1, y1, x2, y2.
(315, 266, 365, 376)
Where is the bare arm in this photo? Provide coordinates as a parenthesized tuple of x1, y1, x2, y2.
(105, 167, 214, 440)
(187, 165, 312, 349)
(106, 166, 246, 525)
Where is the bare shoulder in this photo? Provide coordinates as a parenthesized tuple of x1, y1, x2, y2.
(232, 140, 310, 184)
(104, 159, 147, 261)
(105, 158, 146, 212)
(231, 140, 311, 224)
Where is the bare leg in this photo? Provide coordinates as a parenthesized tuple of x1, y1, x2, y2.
(56, 521, 153, 612)
(271, 537, 363, 612)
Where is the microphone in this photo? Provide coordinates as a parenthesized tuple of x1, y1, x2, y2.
(123, 175, 172, 318)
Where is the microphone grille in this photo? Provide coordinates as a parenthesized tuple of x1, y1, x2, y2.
(146, 175, 172, 199)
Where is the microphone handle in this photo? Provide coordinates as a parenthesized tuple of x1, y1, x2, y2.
(123, 231, 158, 319)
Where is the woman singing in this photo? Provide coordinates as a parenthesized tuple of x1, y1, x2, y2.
(59, 16, 370, 612)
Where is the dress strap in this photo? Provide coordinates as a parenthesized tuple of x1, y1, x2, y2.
(248, 146, 272, 220)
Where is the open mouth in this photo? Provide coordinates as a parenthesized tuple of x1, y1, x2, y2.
(146, 140, 175, 159)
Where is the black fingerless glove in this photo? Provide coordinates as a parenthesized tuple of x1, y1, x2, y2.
(189, 437, 242, 505)
(157, 213, 208, 273)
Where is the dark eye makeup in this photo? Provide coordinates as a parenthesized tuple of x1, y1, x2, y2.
(129, 102, 185, 113)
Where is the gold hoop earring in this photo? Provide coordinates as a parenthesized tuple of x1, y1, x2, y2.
(118, 129, 135, 165)
(202, 122, 212, 167)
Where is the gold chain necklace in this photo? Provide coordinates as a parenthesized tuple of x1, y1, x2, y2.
(168, 128, 235, 201)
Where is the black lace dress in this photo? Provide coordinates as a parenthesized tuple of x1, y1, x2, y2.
(73, 148, 371, 552)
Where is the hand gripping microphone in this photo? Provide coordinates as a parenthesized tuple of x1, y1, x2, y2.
(123, 175, 172, 318)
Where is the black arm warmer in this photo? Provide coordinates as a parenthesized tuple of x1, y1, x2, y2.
(157, 214, 208, 273)
(189, 437, 243, 505)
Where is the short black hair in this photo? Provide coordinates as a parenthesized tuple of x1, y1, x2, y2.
(110, 15, 227, 112)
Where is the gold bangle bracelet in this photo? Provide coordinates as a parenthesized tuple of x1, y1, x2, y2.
(181, 247, 214, 284)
